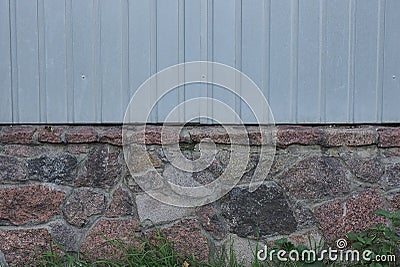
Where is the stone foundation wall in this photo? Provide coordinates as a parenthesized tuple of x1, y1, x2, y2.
(0, 125, 399, 266)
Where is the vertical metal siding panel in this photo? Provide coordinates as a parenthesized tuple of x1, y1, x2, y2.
(241, 0, 264, 123)
(199, 0, 213, 123)
(375, 0, 385, 123)
(297, 0, 321, 123)
(93, 0, 101, 123)
(234, 0, 242, 124)
(177, 0, 185, 122)
(149, 0, 157, 123)
(205, 0, 213, 124)
(156, 0, 180, 122)
(10, 0, 18, 122)
(318, 0, 327, 123)
(290, 0, 299, 123)
(101, 0, 123, 123)
(0, 0, 12, 122)
(43, 0, 68, 123)
(15, 0, 40, 123)
(121, 0, 129, 122)
(72, 0, 97, 123)
(347, 0, 355, 123)
(65, 0, 74, 123)
(2, 0, 400, 124)
(263, 0, 271, 111)
(128, 0, 151, 121)
(324, 0, 350, 123)
(269, 0, 292, 123)
(38, 0, 46, 122)
(354, 0, 380, 123)
(382, 0, 400, 122)
(212, 0, 236, 123)
(184, 0, 202, 123)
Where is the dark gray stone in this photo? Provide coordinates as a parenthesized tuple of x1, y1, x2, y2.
(196, 205, 227, 240)
(106, 186, 135, 217)
(193, 169, 218, 185)
(347, 158, 384, 183)
(220, 185, 297, 238)
(239, 153, 261, 184)
(270, 149, 302, 175)
(63, 188, 105, 227)
(215, 149, 231, 168)
(76, 145, 121, 188)
(206, 160, 225, 176)
(0, 249, 9, 267)
(49, 221, 78, 251)
(293, 203, 315, 228)
(0, 155, 27, 183)
(384, 162, 400, 187)
(277, 156, 350, 200)
(28, 153, 77, 184)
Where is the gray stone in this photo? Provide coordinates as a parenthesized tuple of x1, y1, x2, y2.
(0, 144, 47, 158)
(28, 153, 77, 184)
(63, 188, 105, 227)
(220, 185, 297, 238)
(0, 155, 26, 183)
(76, 145, 121, 188)
(136, 193, 194, 224)
(206, 159, 225, 176)
(49, 221, 78, 251)
(193, 169, 218, 185)
(124, 174, 143, 193)
(228, 234, 265, 266)
(162, 164, 201, 187)
(347, 157, 384, 183)
(293, 203, 315, 228)
(384, 162, 400, 187)
(269, 149, 302, 176)
(126, 170, 164, 192)
(106, 186, 135, 217)
(0, 249, 9, 267)
(196, 205, 227, 240)
(123, 144, 154, 174)
(277, 156, 351, 200)
(215, 149, 231, 168)
(239, 153, 262, 184)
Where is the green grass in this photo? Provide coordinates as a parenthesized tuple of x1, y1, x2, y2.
(35, 209, 400, 267)
(37, 231, 209, 267)
(36, 232, 321, 267)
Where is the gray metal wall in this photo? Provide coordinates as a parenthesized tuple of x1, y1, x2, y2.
(0, 0, 399, 124)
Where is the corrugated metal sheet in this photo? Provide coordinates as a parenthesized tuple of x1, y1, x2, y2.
(0, 0, 399, 124)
